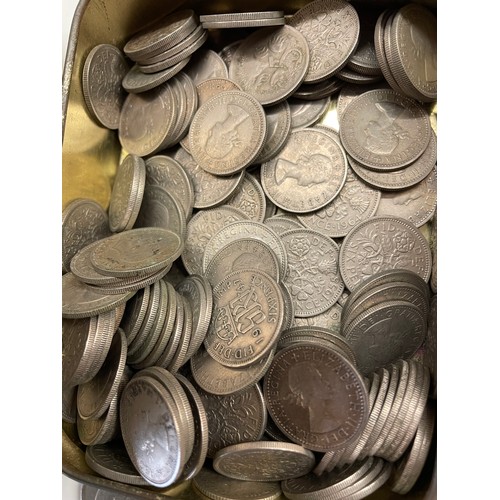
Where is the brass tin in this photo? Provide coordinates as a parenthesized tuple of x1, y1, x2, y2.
(62, 1, 437, 498)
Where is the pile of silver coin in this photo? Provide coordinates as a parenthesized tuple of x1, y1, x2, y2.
(64, 0, 437, 498)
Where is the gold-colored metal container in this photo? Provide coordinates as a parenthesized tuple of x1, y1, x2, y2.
(62, 1, 437, 497)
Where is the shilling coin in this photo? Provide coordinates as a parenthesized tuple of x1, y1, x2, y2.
(204, 237, 280, 286)
(297, 166, 381, 238)
(192, 466, 282, 500)
(123, 9, 199, 61)
(195, 381, 268, 458)
(339, 215, 433, 291)
(339, 88, 431, 171)
(62, 198, 110, 273)
(374, 166, 437, 227)
(89, 227, 183, 278)
(261, 128, 348, 213)
(189, 90, 267, 175)
(108, 154, 146, 233)
(202, 220, 288, 281)
(264, 344, 369, 452)
(288, 0, 360, 83)
(280, 228, 345, 317)
(184, 48, 229, 85)
(119, 375, 186, 487)
(84, 441, 150, 486)
(144, 154, 195, 220)
(62, 272, 136, 319)
(118, 82, 177, 157)
(181, 205, 249, 275)
(81, 44, 129, 129)
(174, 147, 244, 209)
(190, 345, 275, 396)
(213, 441, 315, 482)
(343, 301, 427, 375)
(229, 25, 310, 106)
(204, 269, 284, 368)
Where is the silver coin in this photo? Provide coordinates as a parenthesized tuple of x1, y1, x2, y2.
(202, 18, 286, 29)
(184, 48, 229, 85)
(288, 96, 331, 129)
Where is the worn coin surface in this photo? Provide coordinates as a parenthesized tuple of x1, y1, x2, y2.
(280, 228, 344, 317)
(339, 88, 431, 171)
(204, 269, 284, 368)
(264, 344, 369, 452)
(339, 215, 432, 291)
(289, 0, 360, 83)
(229, 25, 310, 106)
(298, 166, 381, 238)
(196, 382, 267, 458)
(189, 90, 267, 175)
(288, 96, 331, 129)
(90, 227, 183, 278)
(82, 44, 129, 129)
(62, 198, 110, 273)
(213, 441, 315, 481)
(184, 48, 229, 85)
(261, 128, 347, 213)
(225, 172, 267, 222)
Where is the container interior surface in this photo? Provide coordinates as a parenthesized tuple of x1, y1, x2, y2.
(62, 0, 437, 498)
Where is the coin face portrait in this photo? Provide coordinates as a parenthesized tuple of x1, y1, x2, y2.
(286, 361, 349, 434)
(205, 104, 251, 159)
(275, 153, 332, 187)
(364, 102, 410, 155)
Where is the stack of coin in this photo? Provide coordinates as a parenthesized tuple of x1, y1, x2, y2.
(373, 4, 437, 103)
(121, 10, 207, 93)
(119, 367, 208, 488)
(200, 11, 285, 29)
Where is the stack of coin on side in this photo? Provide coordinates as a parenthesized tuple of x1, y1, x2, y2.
(64, 0, 437, 497)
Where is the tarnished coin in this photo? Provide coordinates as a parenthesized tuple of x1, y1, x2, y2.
(84, 441, 149, 486)
(174, 147, 244, 209)
(108, 154, 146, 233)
(190, 345, 275, 396)
(336, 82, 391, 118)
(62, 272, 135, 319)
(62, 198, 110, 273)
(219, 40, 243, 68)
(204, 269, 284, 368)
(181, 205, 249, 275)
(200, 11, 285, 22)
(192, 467, 282, 500)
(202, 18, 286, 29)
(229, 25, 309, 106)
(189, 90, 267, 175)
(118, 82, 177, 157)
(288, 0, 360, 83)
(254, 100, 292, 164)
(202, 220, 288, 281)
(133, 184, 187, 240)
(82, 44, 129, 129)
(77, 327, 127, 420)
(339, 215, 432, 291)
(389, 4, 437, 102)
(288, 96, 331, 129)
(195, 382, 267, 458)
(225, 172, 267, 222)
(344, 301, 427, 375)
(144, 154, 195, 219)
(261, 128, 348, 213)
(184, 48, 229, 85)
(336, 66, 383, 85)
(204, 237, 280, 287)
(119, 375, 185, 487)
(123, 9, 198, 61)
(291, 302, 343, 333)
(280, 228, 344, 317)
(121, 57, 191, 93)
(213, 441, 315, 481)
(339, 88, 431, 171)
(297, 165, 381, 238)
(293, 75, 344, 101)
(81, 484, 139, 500)
(374, 166, 437, 227)
(264, 344, 369, 452)
(89, 227, 183, 278)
